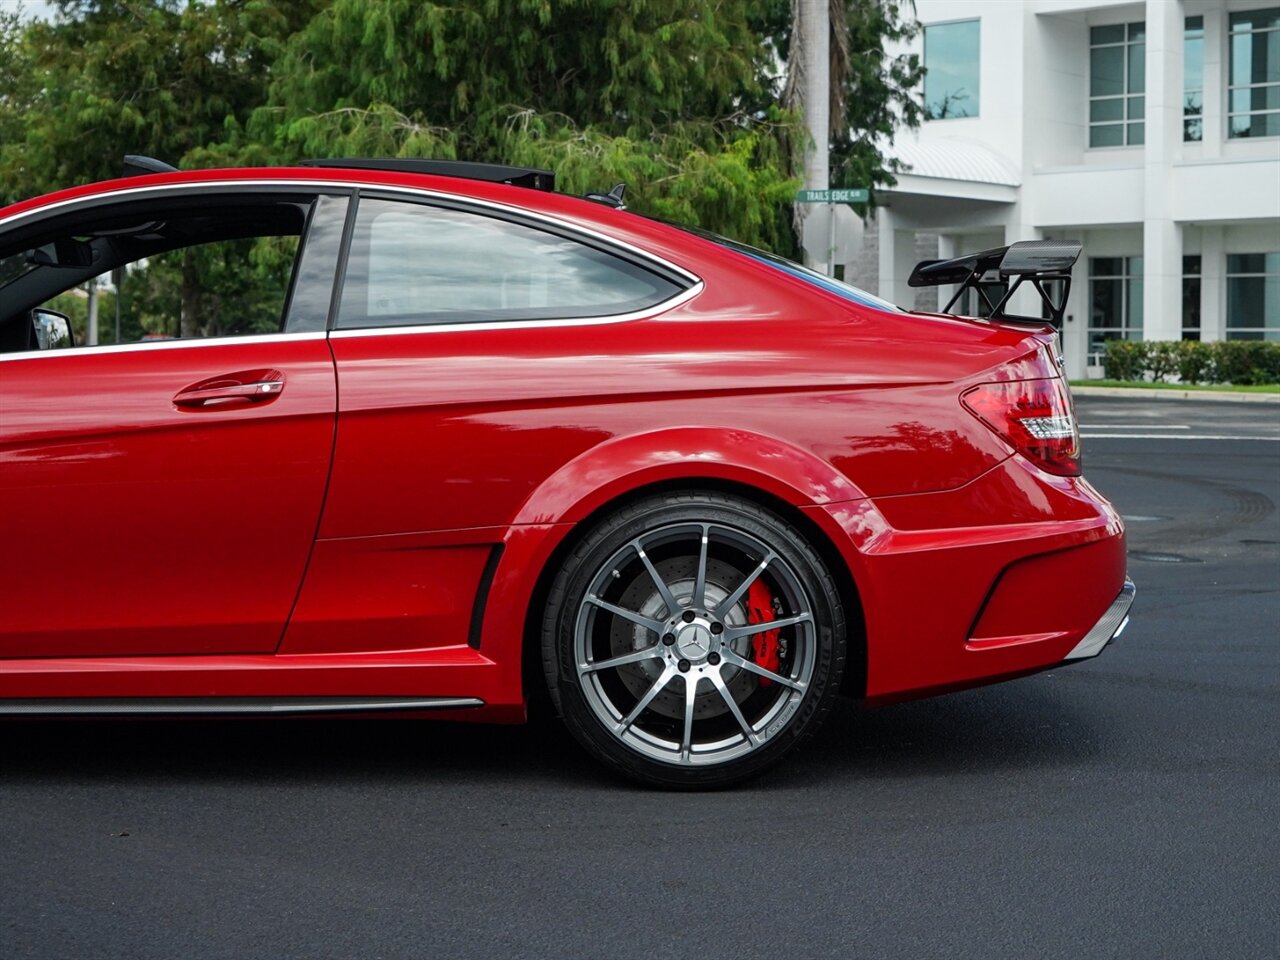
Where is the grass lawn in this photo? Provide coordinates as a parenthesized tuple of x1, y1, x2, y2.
(1070, 379, 1280, 394)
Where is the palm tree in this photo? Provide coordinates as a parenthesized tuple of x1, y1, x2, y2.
(784, 0, 851, 268)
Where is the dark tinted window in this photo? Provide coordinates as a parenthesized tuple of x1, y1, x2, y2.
(336, 199, 683, 329)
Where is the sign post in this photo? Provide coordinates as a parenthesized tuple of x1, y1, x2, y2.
(795, 189, 870, 277)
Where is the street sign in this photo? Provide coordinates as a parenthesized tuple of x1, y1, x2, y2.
(795, 187, 869, 204)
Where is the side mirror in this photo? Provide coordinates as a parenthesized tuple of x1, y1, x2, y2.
(31, 308, 74, 350)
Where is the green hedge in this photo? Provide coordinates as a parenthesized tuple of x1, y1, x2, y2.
(1101, 340, 1280, 385)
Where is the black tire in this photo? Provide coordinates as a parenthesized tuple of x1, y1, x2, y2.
(541, 490, 846, 788)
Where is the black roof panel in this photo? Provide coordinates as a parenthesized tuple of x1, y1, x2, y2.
(299, 158, 555, 192)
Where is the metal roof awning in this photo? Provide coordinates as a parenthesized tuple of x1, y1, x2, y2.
(881, 137, 1021, 203)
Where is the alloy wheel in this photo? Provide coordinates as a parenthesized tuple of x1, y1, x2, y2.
(572, 520, 818, 767)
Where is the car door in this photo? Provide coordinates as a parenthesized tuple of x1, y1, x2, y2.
(279, 192, 688, 655)
(0, 188, 348, 658)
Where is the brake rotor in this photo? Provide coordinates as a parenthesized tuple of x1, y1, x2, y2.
(609, 556, 755, 721)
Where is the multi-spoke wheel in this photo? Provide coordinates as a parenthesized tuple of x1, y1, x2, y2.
(542, 491, 846, 787)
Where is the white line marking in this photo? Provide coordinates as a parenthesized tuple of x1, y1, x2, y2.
(1082, 434, 1280, 440)
(1079, 424, 1191, 429)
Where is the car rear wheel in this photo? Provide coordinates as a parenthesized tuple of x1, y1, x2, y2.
(542, 491, 846, 788)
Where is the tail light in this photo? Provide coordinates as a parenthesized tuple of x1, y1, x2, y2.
(961, 377, 1081, 476)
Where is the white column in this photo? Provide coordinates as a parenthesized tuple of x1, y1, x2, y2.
(1062, 230, 1091, 380)
(877, 206, 894, 305)
(1143, 221, 1183, 341)
(876, 209, 917, 311)
(936, 235, 958, 312)
(1202, 5, 1224, 159)
(1201, 225, 1226, 341)
(1004, 205, 1042, 318)
(1142, 0, 1183, 342)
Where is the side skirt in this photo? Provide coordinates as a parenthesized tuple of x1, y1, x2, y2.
(0, 696, 484, 716)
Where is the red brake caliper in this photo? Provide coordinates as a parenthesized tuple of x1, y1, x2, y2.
(746, 579, 781, 686)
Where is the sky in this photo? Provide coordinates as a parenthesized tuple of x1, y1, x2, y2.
(2, 1, 58, 21)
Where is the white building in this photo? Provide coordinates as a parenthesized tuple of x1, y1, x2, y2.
(856, 0, 1280, 379)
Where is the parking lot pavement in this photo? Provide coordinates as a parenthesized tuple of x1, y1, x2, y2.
(1077, 396, 1280, 567)
(1076, 394, 1280, 442)
(1, 395, 1276, 960)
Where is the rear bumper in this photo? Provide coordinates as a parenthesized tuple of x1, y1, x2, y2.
(1063, 579, 1135, 661)
(805, 454, 1131, 701)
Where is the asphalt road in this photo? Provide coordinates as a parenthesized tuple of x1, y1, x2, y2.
(3, 395, 1277, 960)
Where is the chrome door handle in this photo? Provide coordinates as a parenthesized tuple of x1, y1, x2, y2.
(173, 371, 285, 409)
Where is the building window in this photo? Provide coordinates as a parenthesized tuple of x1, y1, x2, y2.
(1185, 17, 1204, 141)
(924, 20, 980, 119)
(1226, 253, 1280, 339)
(1183, 255, 1201, 340)
(1089, 256, 1143, 365)
(1229, 8, 1280, 138)
(1090, 22, 1145, 147)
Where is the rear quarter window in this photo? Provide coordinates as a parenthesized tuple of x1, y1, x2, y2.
(337, 198, 684, 328)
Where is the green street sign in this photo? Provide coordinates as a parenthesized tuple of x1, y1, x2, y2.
(795, 187, 869, 204)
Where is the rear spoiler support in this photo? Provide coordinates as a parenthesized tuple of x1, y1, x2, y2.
(908, 239, 1082, 325)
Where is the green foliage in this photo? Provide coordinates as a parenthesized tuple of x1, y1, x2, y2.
(831, 0, 925, 192)
(0, 0, 319, 338)
(1176, 340, 1213, 384)
(30, 237, 294, 345)
(1101, 339, 1149, 381)
(253, 0, 806, 250)
(1211, 340, 1280, 386)
(1145, 340, 1180, 382)
(122, 237, 298, 339)
(46, 287, 94, 343)
(500, 111, 800, 250)
(0, 9, 33, 160)
(269, 0, 763, 131)
(753, 0, 925, 196)
(1103, 339, 1280, 385)
(0, 0, 320, 201)
(1, 0, 924, 255)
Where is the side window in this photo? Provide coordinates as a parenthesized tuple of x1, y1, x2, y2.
(0, 195, 334, 353)
(336, 198, 683, 329)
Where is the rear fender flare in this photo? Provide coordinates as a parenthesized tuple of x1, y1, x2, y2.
(479, 428, 869, 710)
(511, 426, 867, 527)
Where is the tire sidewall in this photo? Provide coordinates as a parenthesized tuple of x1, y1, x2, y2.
(542, 493, 846, 788)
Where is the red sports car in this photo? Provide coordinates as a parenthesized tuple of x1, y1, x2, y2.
(0, 158, 1132, 786)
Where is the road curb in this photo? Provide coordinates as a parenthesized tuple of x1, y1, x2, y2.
(1071, 386, 1280, 404)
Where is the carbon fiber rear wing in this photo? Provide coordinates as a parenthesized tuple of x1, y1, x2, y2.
(908, 239, 1082, 325)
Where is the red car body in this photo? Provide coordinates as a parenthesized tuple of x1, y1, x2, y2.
(0, 166, 1129, 750)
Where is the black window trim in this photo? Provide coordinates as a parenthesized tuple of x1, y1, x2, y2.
(326, 188, 360, 333)
(283, 192, 353, 335)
